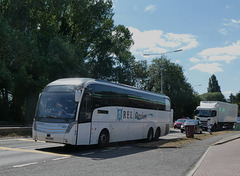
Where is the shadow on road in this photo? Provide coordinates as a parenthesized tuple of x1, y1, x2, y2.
(35, 139, 152, 160)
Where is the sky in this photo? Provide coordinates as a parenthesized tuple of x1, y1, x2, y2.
(112, 0, 240, 99)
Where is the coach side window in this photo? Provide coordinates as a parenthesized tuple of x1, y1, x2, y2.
(92, 85, 113, 108)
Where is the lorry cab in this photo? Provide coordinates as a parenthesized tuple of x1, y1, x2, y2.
(195, 108, 217, 130)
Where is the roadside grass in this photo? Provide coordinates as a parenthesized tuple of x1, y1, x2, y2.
(135, 130, 235, 148)
(0, 131, 32, 139)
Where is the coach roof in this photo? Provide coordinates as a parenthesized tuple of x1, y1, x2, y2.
(47, 78, 168, 99)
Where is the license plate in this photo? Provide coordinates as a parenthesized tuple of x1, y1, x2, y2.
(46, 137, 54, 140)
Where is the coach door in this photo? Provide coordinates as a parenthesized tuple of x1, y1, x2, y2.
(76, 92, 92, 145)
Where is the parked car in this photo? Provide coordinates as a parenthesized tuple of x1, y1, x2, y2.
(173, 119, 187, 129)
(180, 119, 203, 134)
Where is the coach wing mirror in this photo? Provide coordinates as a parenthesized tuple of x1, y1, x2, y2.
(38, 93, 42, 99)
(75, 90, 81, 102)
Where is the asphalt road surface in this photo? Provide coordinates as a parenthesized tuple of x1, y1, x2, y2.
(0, 130, 238, 176)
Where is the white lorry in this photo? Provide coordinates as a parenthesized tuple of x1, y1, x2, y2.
(195, 101, 238, 131)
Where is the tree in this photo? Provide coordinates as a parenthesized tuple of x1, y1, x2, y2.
(87, 24, 135, 83)
(232, 92, 240, 115)
(131, 60, 149, 89)
(47, 36, 87, 81)
(0, 14, 14, 122)
(203, 74, 227, 102)
(146, 56, 199, 120)
(207, 74, 221, 93)
(235, 92, 240, 103)
(229, 93, 235, 103)
(0, 12, 44, 123)
(200, 92, 226, 102)
(110, 25, 135, 85)
(0, 0, 136, 124)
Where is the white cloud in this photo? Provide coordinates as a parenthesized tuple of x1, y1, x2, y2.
(189, 63, 223, 74)
(174, 60, 181, 64)
(190, 57, 200, 63)
(223, 91, 233, 99)
(225, 5, 232, 9)
(189, 41, 240, 74)
(224, 41, 230, 45)
(223, 18, 240, 28)
(166, 33, 198, 50)
(198, 40, 240, 63)
(219, 28, 227, 35)
(231, 19, 240, 24)
(145, 4, 157, 13)
(208, 55, 237, 64)
(219, 18, 240, 36)
(128, 27, 198, 56)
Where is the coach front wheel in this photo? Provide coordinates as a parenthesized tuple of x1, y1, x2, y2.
(98, 129, 110, 147)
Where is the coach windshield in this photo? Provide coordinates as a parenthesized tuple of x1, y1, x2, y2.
(35, 85, 78, 123)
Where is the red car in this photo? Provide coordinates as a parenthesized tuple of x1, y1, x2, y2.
(173, 119, 187, 129)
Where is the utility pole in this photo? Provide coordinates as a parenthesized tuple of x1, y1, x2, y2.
(143, 49, 183, 94)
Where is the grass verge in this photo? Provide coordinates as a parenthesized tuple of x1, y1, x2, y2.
(0, 131, 32, 139)
(135, 130, 235, 148)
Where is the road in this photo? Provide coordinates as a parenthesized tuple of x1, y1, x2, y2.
(0, 129, 238, 176)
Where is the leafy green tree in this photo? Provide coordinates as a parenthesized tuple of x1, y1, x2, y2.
(47, 36, 87, 81)
(235, 92, 240, 104)
(0, 13, 43, 123)
(132, 60, 149, 89)
(0, 0, 136, 124)
(231, 92, 240, 115)
(200, 92, 226, 102)
(110, 25, 135, 84)
(0, 14, 14, 122)
(147, 56, 199, 120)
(207, 74, 221, 93)
(202, 74, 226, 102)
(229, 93, 235, 103)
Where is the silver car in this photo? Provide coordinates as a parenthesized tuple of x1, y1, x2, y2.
(181, 119, 203, 134)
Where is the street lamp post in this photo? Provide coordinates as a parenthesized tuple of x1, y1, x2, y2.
(143, 49, 183, 57)
(143, 49, 183, 94)
(193, 84, 202, 88)
(160, 65, 163, 94)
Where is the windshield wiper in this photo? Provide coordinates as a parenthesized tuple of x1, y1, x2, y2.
(37, 115, 62, 120)
(47, 115, 62, 119)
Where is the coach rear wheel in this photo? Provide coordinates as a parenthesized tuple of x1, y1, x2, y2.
(154, 128, 161, 141)
(147, 128, 154, 142)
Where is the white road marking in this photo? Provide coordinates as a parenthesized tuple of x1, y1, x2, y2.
(52, 156, 71, 161)
(81, 152, 95, 156)
(101, 149, 111, 152)
(13, 162, 38, 168)
(119, 146, 132, 149)
(0, 146, 71, 157)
